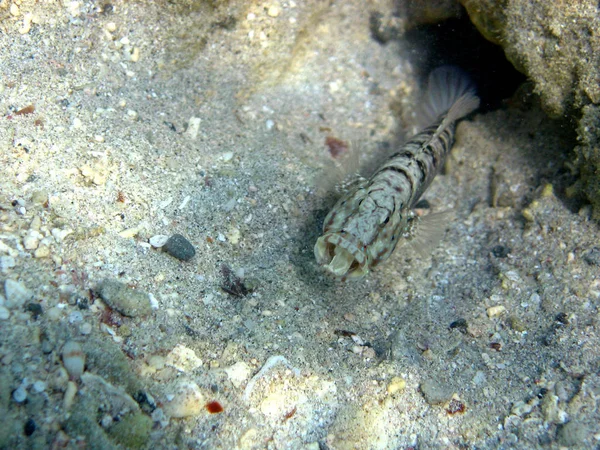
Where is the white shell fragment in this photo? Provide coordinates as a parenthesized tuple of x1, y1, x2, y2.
(163, 380, 205, 418)
(165, 344, 203, 373)
(62, 341, 85, 380)
(149, 235, 169, 248)
(4, 279, 33, 309)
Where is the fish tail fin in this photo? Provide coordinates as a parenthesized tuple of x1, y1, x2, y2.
(422, 65, 480, 125)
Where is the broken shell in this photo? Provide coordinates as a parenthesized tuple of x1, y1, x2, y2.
(62, 341, 85, 380)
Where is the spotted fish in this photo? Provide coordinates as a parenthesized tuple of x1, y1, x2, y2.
(314, 66, 480, 280)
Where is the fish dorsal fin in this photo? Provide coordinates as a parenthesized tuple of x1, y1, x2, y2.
(421, 66, 480, 136)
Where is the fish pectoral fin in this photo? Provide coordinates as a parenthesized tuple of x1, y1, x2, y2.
(405, 210, 455, 258)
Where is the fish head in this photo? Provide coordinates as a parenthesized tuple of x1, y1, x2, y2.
(314, 232, 370, 280)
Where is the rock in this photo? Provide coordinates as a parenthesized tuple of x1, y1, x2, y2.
(557, 421, 590, 447)
(4, 279, 33, 309)
(582, 247, 600, 266)
(224, 361, 252, 389)
(163, 380, 205, 418)
(149, 235, 169, 248)
(108, 412, 152, 449)
(165, 344, 203, 373)
(97, 279, 152, 317)
(163, 234, 196, 261)
(419, 379, 453, 405)
(459, 1, 600, 219)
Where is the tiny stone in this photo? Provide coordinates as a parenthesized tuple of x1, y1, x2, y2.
(491, 245, 511, 258)
(419, 379, 453, 405)
(79, 322, 92, 335)
(24, 418, 36, 436)
(30, 190, 48, 205)
(118, 227, 139, 238)
(30, 216, 41, 230)
(164, 234, 196, 261)
(34, 245, 50, 258)
(163, 380, 205, 418)
(4, 279, 33, 309)
(97, 279, 152, 317)
(507, 315, 526, 332)
(149, 235, 169, 248)
(267, 4, 281, 17)
(13, 386, 27, 403)
(0, 306, 9, 320)
(487, 305, 506, 318)
(583, 247, 600, 266)
(25, 303, 43, 319)
(63, 381, 77, 410)
(557, 421, 590, 447)
(23, 233, 40, 250)
(32, 380, 46, 393)
(185, 117, 201, 139)
(387, 377, 406, 395)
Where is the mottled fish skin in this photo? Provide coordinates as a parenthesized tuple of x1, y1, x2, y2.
(314, 66, 480, 280)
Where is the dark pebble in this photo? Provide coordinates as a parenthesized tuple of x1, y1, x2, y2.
(24, 418, 36, 436)
(449, 318, 468, 333)
(583, 247, 600, 266)
(25, 303, 43, 320)
(164, 234, 196, 261)
(555, 312, 569, 325)
(491, 245, 511, 258)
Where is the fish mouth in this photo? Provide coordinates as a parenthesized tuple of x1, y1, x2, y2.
(314, 233, 369, 280)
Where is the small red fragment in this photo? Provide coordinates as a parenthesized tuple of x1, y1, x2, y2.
(490, 342, 502, 351)
(205, 400, 224, 414)
(446, 398, 466, 415)
(15, 105, 35, 116)
(325, 136, 349, 158)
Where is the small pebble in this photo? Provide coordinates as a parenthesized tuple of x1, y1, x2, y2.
(63, 381, 77, 410)
(62, 341, 85, 380)
(23, 232, 41, 250)
(79, 322, 92, 335)
(487, 305, 506, 318)
(32, 380, 46, 393)
(118, 227, 140, 239)
(25, 303, 43, 319)
(164, 234, 196, 261)
(97, 278, 152, 317)
(13, 386, 27, 403)
(163, 381, 205, 418)
(491, 245, 510, 258)
(149, 235, 169, 248)
(30, 191, 48, 205)
(387, 377, 406, 395)
(24, 418, 36, 436)
(224, 362, 252, 389)
(185, 117, 201, 140)
(583, 247, 600, 266)
(267, 4, 280, 17)
(34, 245, 50, 258)
(419, 379, 453, 405)
(4, 279, 33, 309)
(69, 311, 83, 323)
(0, 306, 9, 319)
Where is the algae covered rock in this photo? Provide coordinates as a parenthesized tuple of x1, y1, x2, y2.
(459, 0, 600, 218)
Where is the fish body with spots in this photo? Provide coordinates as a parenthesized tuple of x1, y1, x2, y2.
(315, 66, 480, 280)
